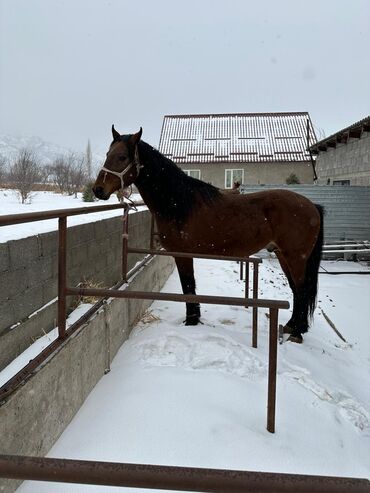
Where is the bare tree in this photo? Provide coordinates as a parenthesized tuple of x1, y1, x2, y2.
(0, 155, 6, 187)
(38, 164, 53, 186)
(50, 152, 87, 196)
(9, 149, 40, 203)
(50, 155, 71, 193)
(69, 153, 87, 197)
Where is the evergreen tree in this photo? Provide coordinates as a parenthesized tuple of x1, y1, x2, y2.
(86, 139, 92, 180)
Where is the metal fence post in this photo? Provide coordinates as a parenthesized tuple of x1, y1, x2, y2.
(252, 262, 259, 348)
(122, 207, 129, 282)
(58, 216, 67, 339)
(267, 307, 278, 433)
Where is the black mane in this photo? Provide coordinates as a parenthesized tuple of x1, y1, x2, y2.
(135, 140, 221, 226)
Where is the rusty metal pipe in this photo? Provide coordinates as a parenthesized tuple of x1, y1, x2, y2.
(0, 455, 368, 493)
(252, 262, 259, 348)
(267, 307, 278, 433)
(127, 247, 262, 264)
(66, 287, 289, 310)
(0, 203, 126, 226)
(121, 207, 129, 281)
(57, 217, 67, 339)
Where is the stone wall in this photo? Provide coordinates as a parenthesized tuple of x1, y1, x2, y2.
(316, 132, 370, 185)
(177, 160, 314, 187)
(0, 210, 152, 371)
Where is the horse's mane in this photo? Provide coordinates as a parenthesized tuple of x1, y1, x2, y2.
(136, 140, 221, 225)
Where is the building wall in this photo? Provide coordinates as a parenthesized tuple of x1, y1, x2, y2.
(316, 132, 370, 185)
(177, 161, 314, 187)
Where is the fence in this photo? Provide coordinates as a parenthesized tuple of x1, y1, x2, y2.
(0, 203, 368, 492)
(240, 185, 370, 244)
(0, 202, 289, 433)
(0, 454, 368, 493)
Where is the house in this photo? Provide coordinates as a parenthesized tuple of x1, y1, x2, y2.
(309, 116, 370, 186)
(158, 112, 316, 188)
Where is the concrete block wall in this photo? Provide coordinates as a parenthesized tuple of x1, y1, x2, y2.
(0, 253, 174, 493)
(0, 211, 152, 371)
(316, 132, 370, 185)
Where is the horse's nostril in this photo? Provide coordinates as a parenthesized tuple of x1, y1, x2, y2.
(94, 186, 103, 198)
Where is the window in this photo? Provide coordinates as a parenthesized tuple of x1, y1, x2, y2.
(225, 169, 244, 189)
(333, 180, 350, 186)
(184, 169, 201, 180)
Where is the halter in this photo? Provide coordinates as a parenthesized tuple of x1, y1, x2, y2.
(101, 145, 142, 191)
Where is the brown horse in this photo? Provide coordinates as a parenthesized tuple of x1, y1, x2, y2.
(93, 126, 324, 343)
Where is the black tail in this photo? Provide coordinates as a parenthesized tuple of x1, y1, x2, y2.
(306, 204, 324, 318)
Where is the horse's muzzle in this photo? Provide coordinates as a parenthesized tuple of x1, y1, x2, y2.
(93, 186, 109, 200)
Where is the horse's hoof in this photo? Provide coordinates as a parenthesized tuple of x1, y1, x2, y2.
(184, 315, 200, 326)
(288, 335, 303, 344)
(283, 325, 293, 334)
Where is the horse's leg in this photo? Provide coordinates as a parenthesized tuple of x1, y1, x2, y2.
(174, 257, 201, 325)
(276, 253, 302, 340)
(276, 252, 309, 343)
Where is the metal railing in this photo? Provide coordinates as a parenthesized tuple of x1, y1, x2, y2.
(0, 203, 288, 432)
(0, 204, 367, 491)
(0, 454, 368, 493)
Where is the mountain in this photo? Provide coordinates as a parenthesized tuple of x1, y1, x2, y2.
(0, 134, 103, 167)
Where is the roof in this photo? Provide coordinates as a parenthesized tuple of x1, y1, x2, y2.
(158, 112, 317, 164)
(310, 115, 370, 155)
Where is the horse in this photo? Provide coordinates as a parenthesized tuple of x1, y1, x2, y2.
(93, 126, 324, 343)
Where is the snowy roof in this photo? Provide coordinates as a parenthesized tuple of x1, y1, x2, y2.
(159, 112, 317, 164)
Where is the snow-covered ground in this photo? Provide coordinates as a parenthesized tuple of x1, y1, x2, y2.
(13, 255, 370, 492)
(0, 189, 144, 242)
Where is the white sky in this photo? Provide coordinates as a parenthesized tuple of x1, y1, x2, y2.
(0, 0, 369, 155)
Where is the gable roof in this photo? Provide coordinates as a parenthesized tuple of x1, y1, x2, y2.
(309, 115, 370, 155)
(158, 112, 316, 164)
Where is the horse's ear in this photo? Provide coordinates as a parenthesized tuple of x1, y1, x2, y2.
(112, 124, 121, 142)
(130, 127, 142, 146)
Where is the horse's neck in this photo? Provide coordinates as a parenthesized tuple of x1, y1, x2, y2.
(134, 145, 182, 220)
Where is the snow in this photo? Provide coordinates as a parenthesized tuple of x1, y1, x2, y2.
(13, 256, 370, 492)
(0, 189, 145, 242)
(0, 303, 93, 388)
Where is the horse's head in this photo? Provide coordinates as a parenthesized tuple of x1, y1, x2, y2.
(93, 125, 142, 200)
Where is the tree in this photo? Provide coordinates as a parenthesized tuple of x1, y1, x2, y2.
(9, 149, 40, 203)
(86, 139, 92, 180)
(50, 156, 71, 193)
(69, 153, 87, 198)
(286, 173, 301, 185)
(0, 155, 6, 186)
(50, 152, 87, 196)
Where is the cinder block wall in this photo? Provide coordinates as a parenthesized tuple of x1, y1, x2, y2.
(316, 132, 370, 185)
(0, 210, 152, 371)
(0, 253, 174, 493)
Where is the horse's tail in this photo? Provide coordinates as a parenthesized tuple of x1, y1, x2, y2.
(306, 204, 324, 318)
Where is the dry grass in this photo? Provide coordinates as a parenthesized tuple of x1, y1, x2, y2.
(140, 310, 161, 324)
(71, 279, 106, 308)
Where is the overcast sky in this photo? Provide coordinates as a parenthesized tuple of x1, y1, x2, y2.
(0, 0, 369, 154)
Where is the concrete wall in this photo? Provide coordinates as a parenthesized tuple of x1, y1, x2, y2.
(0, 211, 152, 371)
(0, 252, 174, 493)
(316, 132, 370, 185)
(177, 161, 314, 187)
